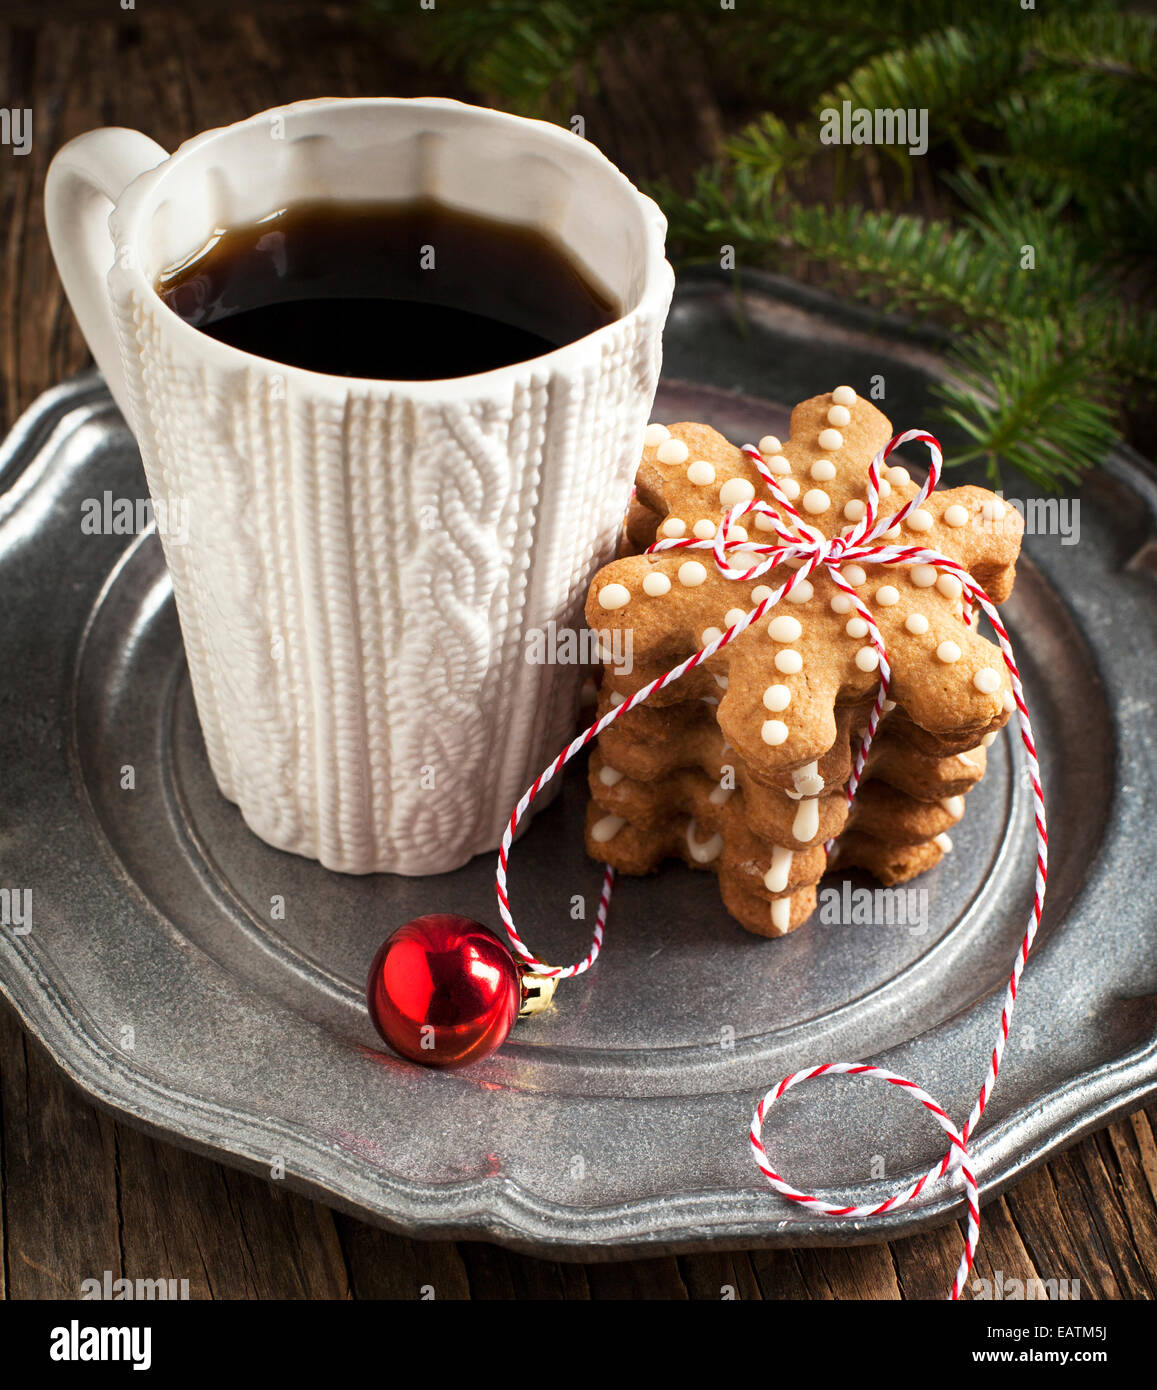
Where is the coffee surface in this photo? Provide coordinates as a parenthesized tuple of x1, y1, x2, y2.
(156, 200, 619, 379)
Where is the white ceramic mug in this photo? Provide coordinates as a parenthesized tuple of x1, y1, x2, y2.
(47, 97, 673, 874)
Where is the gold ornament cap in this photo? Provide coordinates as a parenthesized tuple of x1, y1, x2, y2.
(518, 970, 559, 1017)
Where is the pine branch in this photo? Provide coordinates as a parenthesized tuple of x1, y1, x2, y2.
(364, 0, 654, 114)
(781, 204, 1019, 324)
(986, 83, 1157, 199)
(1082, 302, 1157, 394)
(460, 2, 624, 113)
(1031, 9, 1157, 83)
(1096, 172, 1157, 285)
(661, 169, 1110, 332)
(816, 24, 1025, 160)
(365, 0, 1151, 489)
(944, 170, 1109, 317)
(933, 326, 1117, 491)
(722, 114, 816, 198)
(363, 0, 1102, 112)
(648, 164, 785, 265)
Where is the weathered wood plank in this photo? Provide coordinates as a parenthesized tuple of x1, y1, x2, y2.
(115, 1122, 351, 1299)
(0, 1013, 121, 1298)
(334, 1218, 471, 1300)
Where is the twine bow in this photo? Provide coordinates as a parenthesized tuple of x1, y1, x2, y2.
(495, 428, 1048, 1299)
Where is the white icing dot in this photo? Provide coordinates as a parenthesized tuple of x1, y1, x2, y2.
(598, 765, 624, 786)
(725, 607, 748, 627)
(973, 667, 1001, 694)
(754, 512, 778, 531)
(910, 564, 937, 587)
(609, 691, 625, 707)
(763, 454, 791, 476)
(786, 580, 814, 604)
(779, 477, 801, 501)
(856, 646, 880, 672)
(598, 583, 630, 610)
(882, 698, 897, 712)
(937, 640, 962, 664)
(906, 508, 934, 533)
(656, 438, 689, 464)
(686, 459, 716, 486)
(701, 626, 723, 646)
(845, 616, 869, 638)
(827, 404, 851, 428)
(775, 649, 804, 674)
(643, 423, 670, 447)
(936, 573, 963, 600)
(728, 525, 750, 544)
(830, 593, 853, 614)
(843, 499, 866, 522)
(769, 615, 803, 642)
(751, 585, 774, 603)
(763, 684, 791, 711)
(693, 518, 716, 539)
(708, 783, 733, 806)
(714, 673, 729, 690)
(942, 795, 965, 819)
(887, 466, 910, 486)
(1003, 690, 1016, 713)
(660, 517, 687, 538)
(810, 459, 837, 482)
(944, 503, 970, 528)
(843, 564, 867, 586)
(591, 813, 625, 843)
(905, 613, 929, 634)
(770, 898, 792, 933)
(878, 478, 892, 499)
(982, 731, 998, 747)
(876, 585, 900, 606)
(719, 477, 756, 506)
(803, 489, 830, 514)
(831, 385, 856, 407)
(934, 832, 954, 853)
(761, 718, 789, 746)
(982, 498, 1006, 521)
(818, 428, 843, 451)
(882, 524, 901, 541)
(678, 560, 707, 587)
(642, 571, 671, 597)
(758, 435, 782, 455)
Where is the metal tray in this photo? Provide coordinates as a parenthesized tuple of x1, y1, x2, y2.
(2, 272, 1156, 1259)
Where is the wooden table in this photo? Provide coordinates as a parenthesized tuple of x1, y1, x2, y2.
(2, 1, 1155, 1301)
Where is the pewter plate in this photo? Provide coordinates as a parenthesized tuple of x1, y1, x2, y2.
(2, 273, 1156, 1259)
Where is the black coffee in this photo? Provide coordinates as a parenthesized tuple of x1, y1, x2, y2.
(155, 199, 619, 379)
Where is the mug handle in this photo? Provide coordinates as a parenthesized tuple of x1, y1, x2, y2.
(45, 128, 169, 426)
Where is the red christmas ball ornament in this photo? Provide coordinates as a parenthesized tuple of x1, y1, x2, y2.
(367, 914, 521, 1068)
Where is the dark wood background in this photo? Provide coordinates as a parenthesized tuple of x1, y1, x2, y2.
(1, 1, 1154, 1300)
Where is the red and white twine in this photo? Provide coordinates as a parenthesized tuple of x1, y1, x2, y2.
(495, 429, 1048, 1299)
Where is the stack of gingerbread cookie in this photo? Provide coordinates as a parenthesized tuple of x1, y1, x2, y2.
(582, 388, 1024, 937)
